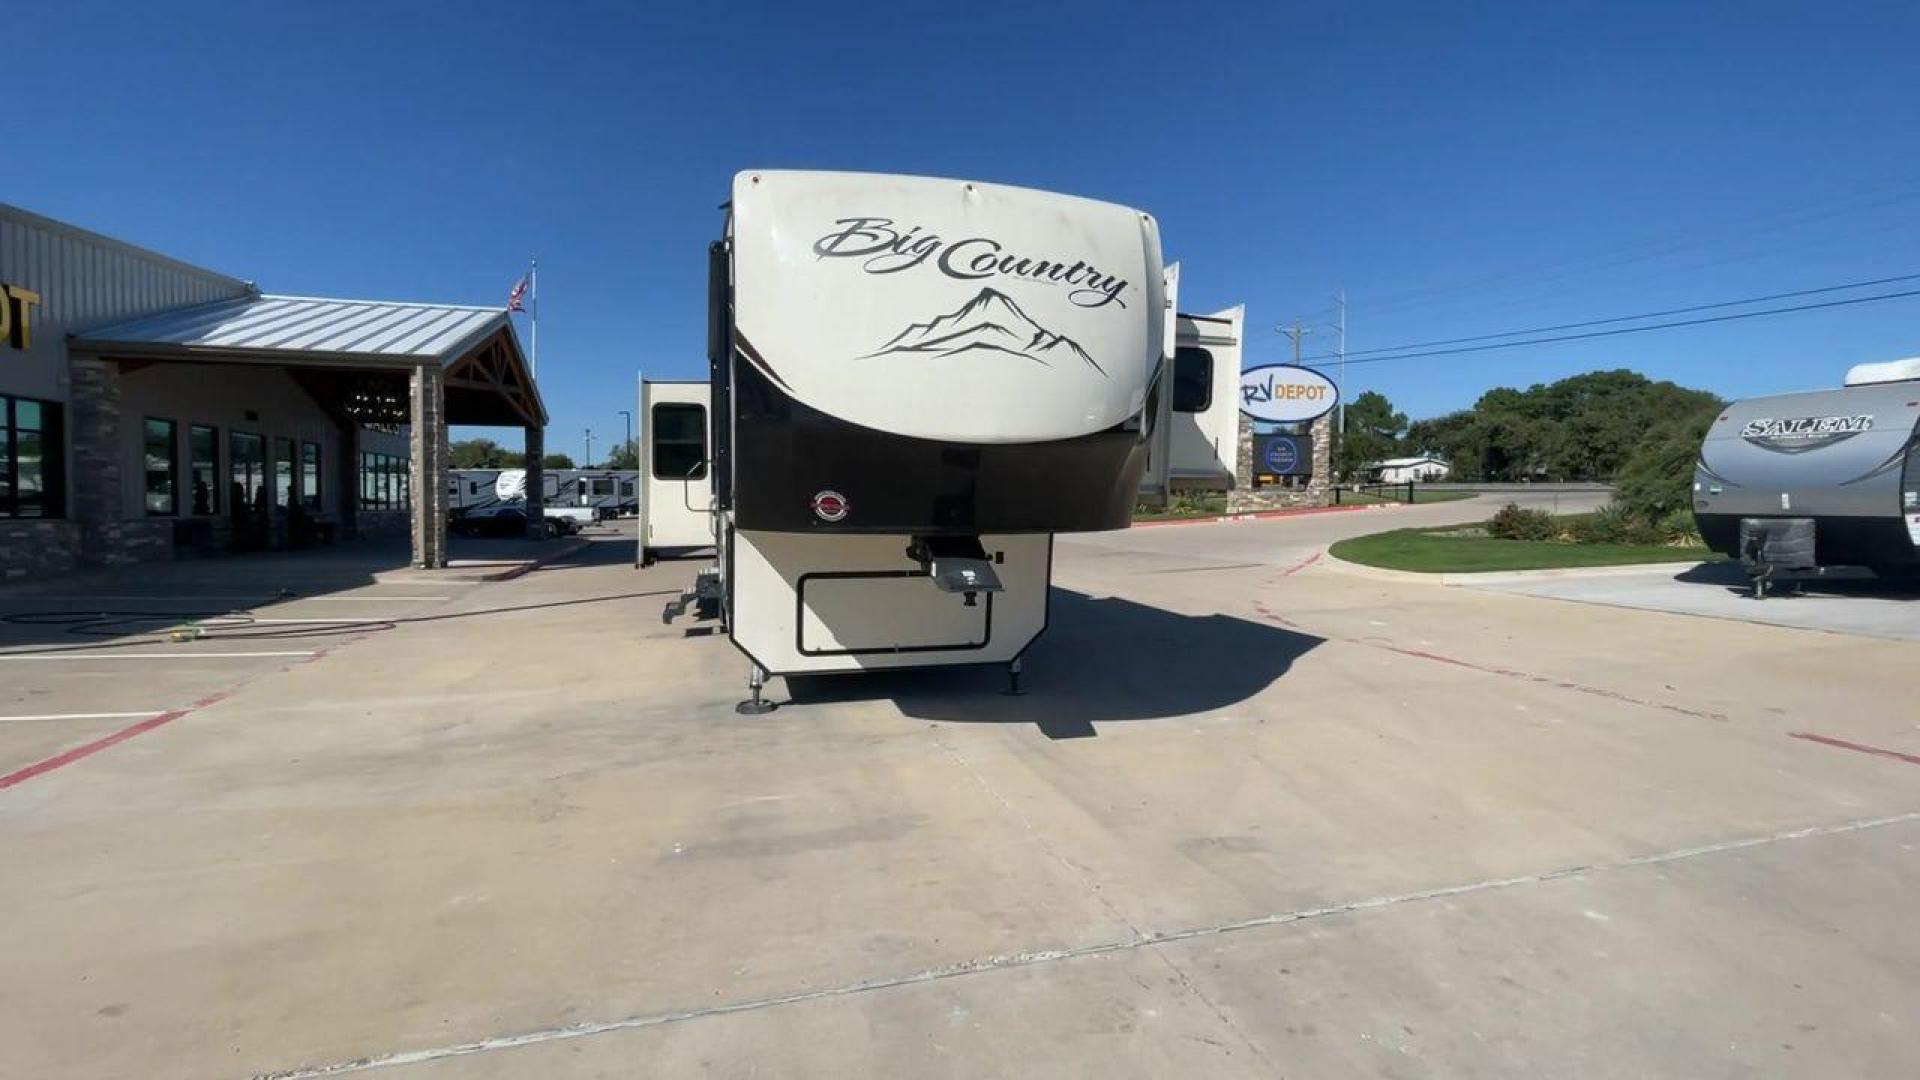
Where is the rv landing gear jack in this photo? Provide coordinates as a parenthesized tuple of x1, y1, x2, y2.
(736, 664, 777, 715)
(1001, 657, 1025, 697)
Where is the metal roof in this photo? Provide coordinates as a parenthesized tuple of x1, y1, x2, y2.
(72, 294, 510, 365)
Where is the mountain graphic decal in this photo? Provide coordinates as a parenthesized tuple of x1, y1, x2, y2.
(862, 288, 1106, 375)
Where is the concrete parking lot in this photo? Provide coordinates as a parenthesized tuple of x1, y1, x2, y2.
(2, 499, 1916, 1079)
(1468, 559, 1920, 642)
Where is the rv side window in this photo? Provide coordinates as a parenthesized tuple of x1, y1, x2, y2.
(652, 403, 709, 480)
(1173, 347, 1213, 413)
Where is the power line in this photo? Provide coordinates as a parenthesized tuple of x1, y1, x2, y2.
(1302, 271, 1920, 364)
(1359, 179, 1920, 320)
(1314, 287, 1920, 369)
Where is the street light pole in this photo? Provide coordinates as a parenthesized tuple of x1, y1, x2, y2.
(618, 410, 633, 469)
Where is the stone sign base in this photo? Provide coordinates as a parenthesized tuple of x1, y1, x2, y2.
(1225, 412, 1333, 513)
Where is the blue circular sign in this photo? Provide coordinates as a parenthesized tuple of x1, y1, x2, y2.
(1264, 438, 1299, 474)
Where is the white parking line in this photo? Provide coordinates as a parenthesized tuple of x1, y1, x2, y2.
(0, 711, 162, 724)
(0, 651, 315, 661)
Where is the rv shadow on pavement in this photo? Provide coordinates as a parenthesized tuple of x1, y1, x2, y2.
(782, 588, 1323, 738)
(1673, 560, 1920, 600)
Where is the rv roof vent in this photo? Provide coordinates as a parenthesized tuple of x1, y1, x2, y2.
(1844, 356, 1920, 386)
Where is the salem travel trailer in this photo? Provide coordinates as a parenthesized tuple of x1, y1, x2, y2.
(652, 170, 1168, 711)
(1694, 357, 1920, 582)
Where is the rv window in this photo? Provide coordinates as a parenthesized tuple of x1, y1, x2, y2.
(652, 403, 709, 480)
(1173, 347, 1213, 413)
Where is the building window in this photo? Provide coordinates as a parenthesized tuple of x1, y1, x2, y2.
(143, 418, 178, 516)
(273, 437, 295, 509)
(651, 403, 708, 480)
(1, 394, 64, 519)
(301, 441, 322, 512)
(1172, 347, 1213, 413)
(229, 431, 266, 513)
(359, 451, 410, 511)
(189, 425, 219, 515)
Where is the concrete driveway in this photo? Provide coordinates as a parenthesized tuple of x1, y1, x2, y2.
(1, 506, 1915, 1079)
(1467, 559, 1920, 642)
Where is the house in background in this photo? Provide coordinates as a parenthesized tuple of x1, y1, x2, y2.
(1365, 456, 1451, 483)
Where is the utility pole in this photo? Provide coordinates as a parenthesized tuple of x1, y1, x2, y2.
(584, 427, 594, 469)
(1336, 290, 1347, 437)
(1280, 318, 1312, 363)
(618, 410, 633, 469)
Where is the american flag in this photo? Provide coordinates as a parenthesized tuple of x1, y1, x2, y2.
(507, 273, 531, 313)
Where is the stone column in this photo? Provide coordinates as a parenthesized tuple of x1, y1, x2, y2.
(409, 364, 448, 568)
(523, 425, 546, 539)
(1232, 413, 1255, 494)
(69, 355, 129, 566)
(1306, 411, 1334, 505)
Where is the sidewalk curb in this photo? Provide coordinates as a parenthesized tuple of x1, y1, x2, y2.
(1131, 503, 1394, 530)
(481, 537, 592, 582)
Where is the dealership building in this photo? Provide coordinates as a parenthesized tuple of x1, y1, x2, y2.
(0, 203, 546, 581)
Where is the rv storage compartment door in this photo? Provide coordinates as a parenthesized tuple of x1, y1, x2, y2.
(729, 531, 1051, 673)
(798, 574, 989, 656)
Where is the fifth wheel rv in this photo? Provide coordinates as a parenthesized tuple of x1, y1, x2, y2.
(1695, 357, 1920, 583)
(653, 170, 1170, 711)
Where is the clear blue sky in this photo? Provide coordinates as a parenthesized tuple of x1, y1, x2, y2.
(7, 1, 1919, 456)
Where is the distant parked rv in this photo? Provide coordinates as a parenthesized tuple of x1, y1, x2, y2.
(449, 468, 636, 519)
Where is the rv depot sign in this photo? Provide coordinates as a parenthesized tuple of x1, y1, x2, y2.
(1239, 364, 1338, 424)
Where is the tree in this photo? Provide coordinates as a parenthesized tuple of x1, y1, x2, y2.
(1615, 401, 1721, 523)
(541, 453, 576, 470)
(1334, 391, 1407, 479)
(605, 439, 638, 470)
(450, 437, 514, 469)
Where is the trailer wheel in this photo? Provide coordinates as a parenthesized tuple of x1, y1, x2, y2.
(544, 520, 562, 540)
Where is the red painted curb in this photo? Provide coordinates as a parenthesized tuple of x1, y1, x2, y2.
(482, 537, 592, 581)
(1130, 503, 1390, 529)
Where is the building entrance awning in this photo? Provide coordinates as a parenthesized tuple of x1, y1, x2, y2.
(72, 294, 544, 427)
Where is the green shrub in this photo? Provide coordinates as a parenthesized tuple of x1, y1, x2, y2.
(1658, 507, 1703, 546)
(1569, 505, 1665, 545)
(1489, 503, 1557, 541)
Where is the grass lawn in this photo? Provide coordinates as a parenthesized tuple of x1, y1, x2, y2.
(1333, 489, 1476, 506)
(1331, 524, 1716, 573)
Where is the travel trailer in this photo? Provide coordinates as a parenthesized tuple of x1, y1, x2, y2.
(649, 170, 1190, 711)
(452, 468, 637, 518)
(1695, 357, 1920, 582)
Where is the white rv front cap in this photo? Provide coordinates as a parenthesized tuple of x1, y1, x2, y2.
(730, 170, 1164, 443)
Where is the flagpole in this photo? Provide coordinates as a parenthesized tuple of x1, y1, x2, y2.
(530, 258, 539, 379)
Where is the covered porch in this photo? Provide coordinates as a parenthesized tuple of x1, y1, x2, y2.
(72, 294, 548, 569)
